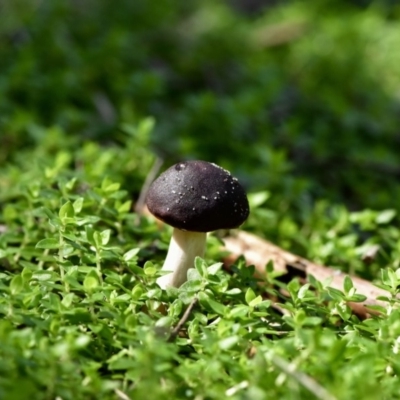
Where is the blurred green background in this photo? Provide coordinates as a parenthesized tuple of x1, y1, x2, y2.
(1, 0, 400, 211)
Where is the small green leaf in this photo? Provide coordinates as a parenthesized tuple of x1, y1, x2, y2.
(348, 294, 368, 302)
(230, 304, 250, 319)
(168, 299, 183, 318)
(287, 279, 300, 297)
(195, 257, 208, 278)
(144, 266, 157, 276)
(28, 182, 40, 198)
(187, 268, 202, 281)
(109, 357, 136, 370)
(32, 271, 53, 281)
(333, 301, 352, 321)
(85, 226, 95, 246)
(84, 271, 99, 291)
(123, 248, 140, 262)
(10, 275, 23, 294)
(104, 182, 120, 193)
(59, 201, 75, 220)
(225, 288, 241, 295)
(36, 238, 59, 249)
(77, 216, 101, 226)
(65, 177, 77, 191)
(248, 191, 270, 209)
(327, 287, 346, 301)
(137, 116, 155, 138)
(387, 269, 398, 289)
(207, 262, 223, 275)
(308, 274, 323, 291)
(125, 314, 137, 331)
(73, 197, 84, 213)
(144, 261, 157, 276)
(48, 218, 61, 229)
(60, 243, 74, 257)
(303, 316, 322, 326)
(101, 177, 111, 190)
(155, 316, 173, 328)
(249, 295, 263, 307)
(47, 293, 61, 311)
(93, 231, 102, 248)
(219, 335, 239, 350)
(131, 285, 144, 300)
(255, 300, 271, 309)
(117, 200, 132, 214)
(245, 288, 256, 305)
(180, 279, 203, 292)
(75, 335, 90, 348)
(376, 209, 396, 224)
(294, 309, 306, 325)
(100, 229, 111, 246)
(343, 276, 353, 295)
(21, 268, 33, 281)
(298, 283, 310, 299)
(266, 260, 274, 273)
(101, 177, 120, 193)
(55, 151, 72, 169)
(41, 207, 56, 220)
(198, 292, 227, 315)
(62, 293, 75, 308)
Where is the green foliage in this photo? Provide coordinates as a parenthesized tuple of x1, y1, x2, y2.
(0, 126, 400, 399)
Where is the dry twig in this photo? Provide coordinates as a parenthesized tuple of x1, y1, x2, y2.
(222, 230, 391, 318)
(168, 296, 198, 342)
(271, 355, 337, 400)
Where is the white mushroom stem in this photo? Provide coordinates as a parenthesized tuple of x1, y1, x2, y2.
(156, 228, 207, 289)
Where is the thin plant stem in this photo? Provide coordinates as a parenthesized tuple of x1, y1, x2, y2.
(168, 296, 198, 342)
(59, 229, 70, 292)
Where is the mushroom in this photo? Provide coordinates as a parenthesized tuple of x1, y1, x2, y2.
(145, 160, 249, 289)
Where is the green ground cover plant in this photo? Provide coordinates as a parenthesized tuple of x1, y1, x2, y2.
(1, 126, 400, 399)
(2, 0, 400, 398)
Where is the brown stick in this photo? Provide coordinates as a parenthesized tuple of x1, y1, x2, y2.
(167, 296, 198, 342)
(222, 231, 390, 318)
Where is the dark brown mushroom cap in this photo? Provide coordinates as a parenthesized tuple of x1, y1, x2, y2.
(145, 160, 249, 232)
